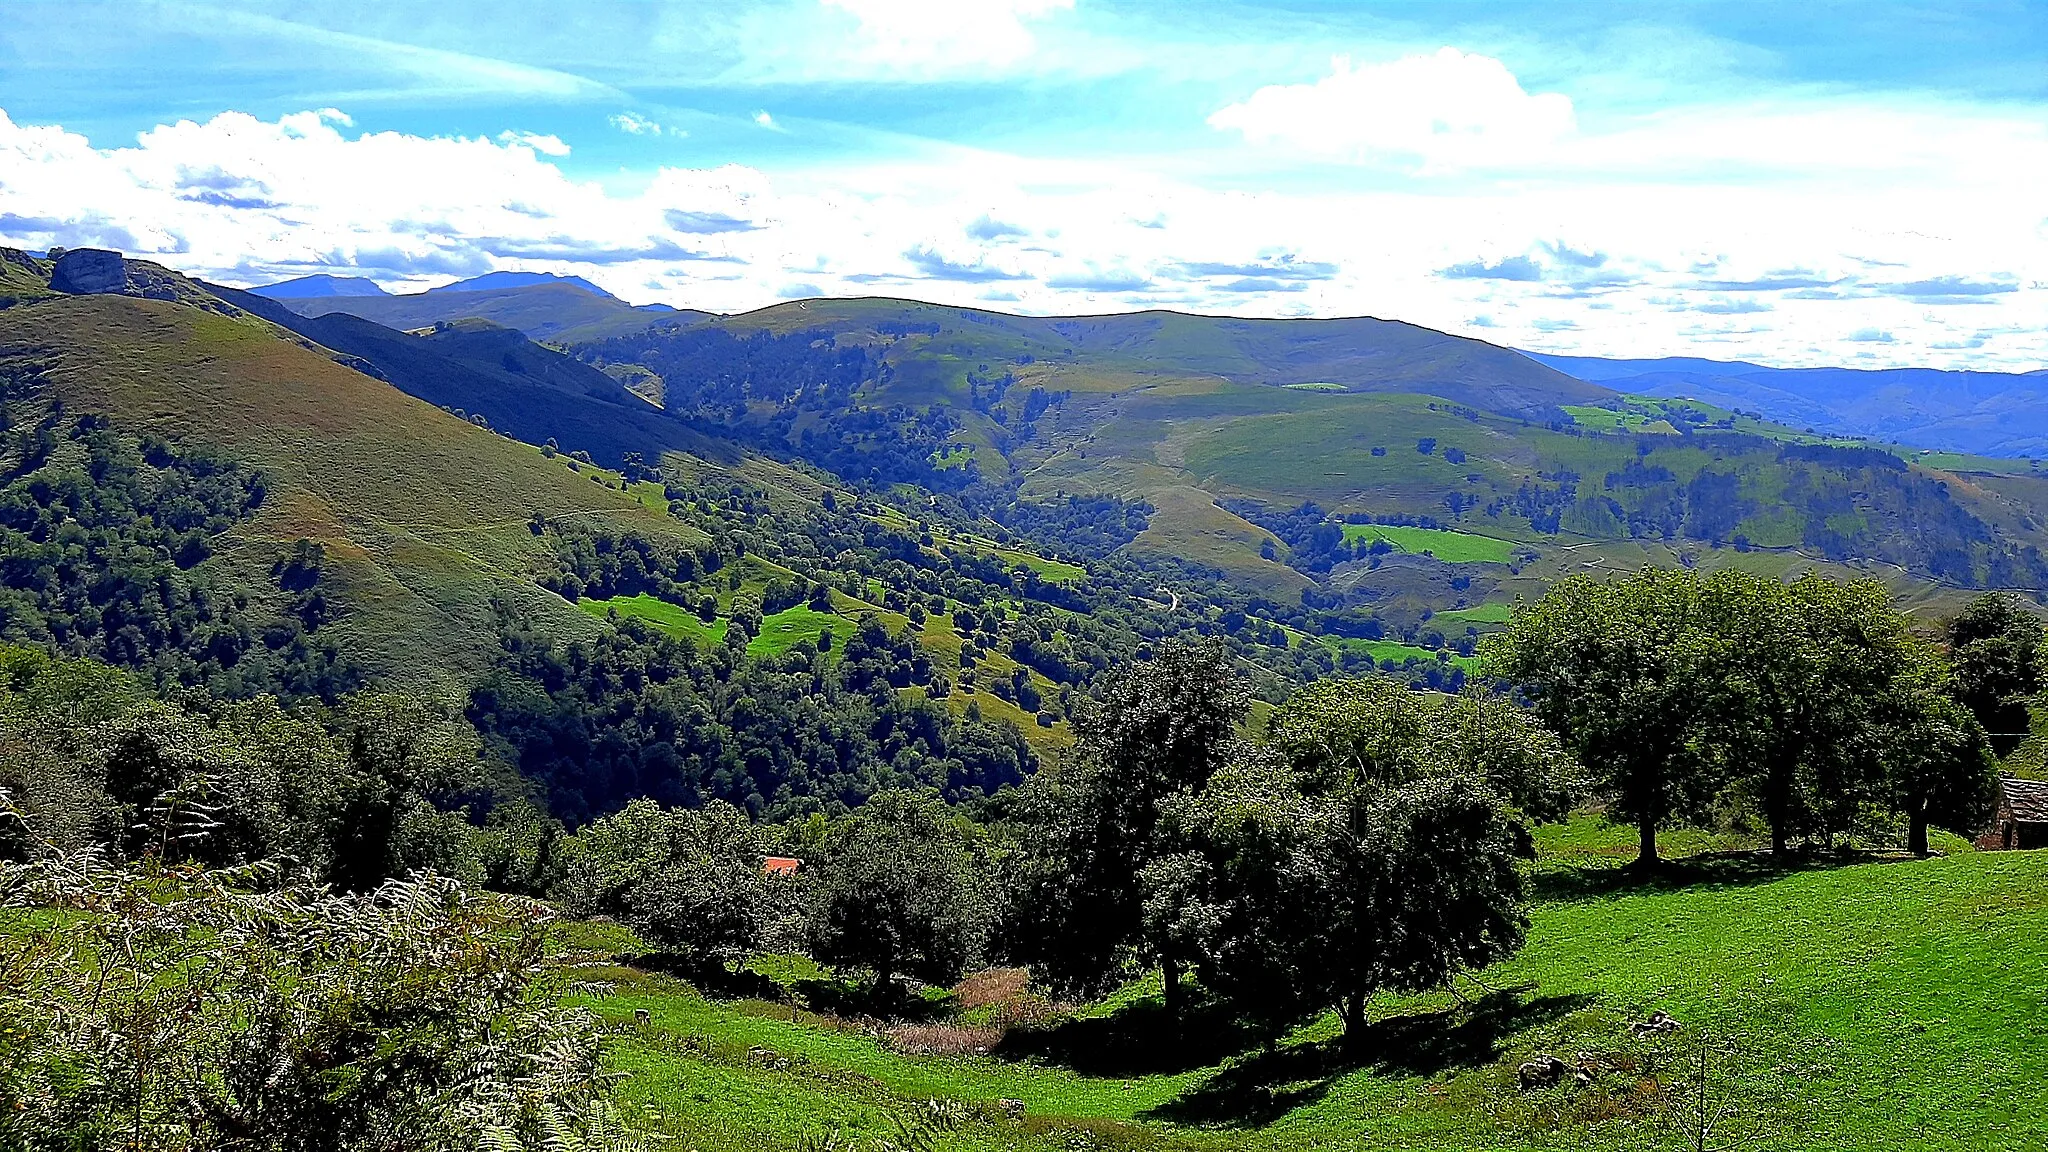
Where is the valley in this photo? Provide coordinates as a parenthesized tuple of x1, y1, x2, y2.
(5, 247, 2048, 1152)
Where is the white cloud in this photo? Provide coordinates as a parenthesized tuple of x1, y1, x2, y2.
(754, 110, 779, 130)
(0, 103, 2044, 371)
(1209, 48, 1575, 171)
(497, 130, 569, 156)
(608, 112, 667, 137)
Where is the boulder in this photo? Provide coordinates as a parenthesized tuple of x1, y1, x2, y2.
(50, 248, 127, 295)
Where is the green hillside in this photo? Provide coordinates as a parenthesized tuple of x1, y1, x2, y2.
(0, 291, 702, 685)
(566, 842, 2048, 1152)
(572, 297, 2048, 621)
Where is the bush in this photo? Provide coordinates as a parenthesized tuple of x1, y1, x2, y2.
(0, 813, 642, 1152)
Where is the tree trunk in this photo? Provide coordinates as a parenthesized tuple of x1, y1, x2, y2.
(1161, 956, 1184, 1019)
(1767, 757, 1791, 857)
(1636, 814, 1659, 871)
(1908, 797, 1930, 857)
(1339, 991, 1369, 1040)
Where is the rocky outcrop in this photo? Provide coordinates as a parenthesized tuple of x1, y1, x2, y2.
(50, 248, 128, 295)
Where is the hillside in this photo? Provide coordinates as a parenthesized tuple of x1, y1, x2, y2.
(0, 286, 703, 685)
(577, 298, 2048, 622)
(282, 279, 704, 343)
(209, 282, 738, 468)
(1531, 351, 2048, 458)
(569, 839, 2048, 1151)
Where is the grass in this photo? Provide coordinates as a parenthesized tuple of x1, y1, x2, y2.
(1340, 524, 1520, 565)
(578, 593, 727, 644)
(573, 827, 2048, 1151)
(1433, 602, 1515, 625)
(749, 605, 842, 657)
(1321, 636, 1482, 674)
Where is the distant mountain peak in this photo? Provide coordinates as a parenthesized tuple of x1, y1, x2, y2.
(250, 274, 391, 299)
(431, 271, 614, 299)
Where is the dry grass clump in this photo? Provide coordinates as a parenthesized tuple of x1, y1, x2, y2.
(883, 968, 1067, 1056)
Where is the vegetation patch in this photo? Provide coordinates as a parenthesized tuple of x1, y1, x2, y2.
(578, 592, 727, 644)
(1434, 602, 1515, 625)
(1340, 524, 1519, 564)
(748, 605, 842, 657)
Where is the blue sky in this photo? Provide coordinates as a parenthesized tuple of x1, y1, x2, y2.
(2, 0, 2045, 368)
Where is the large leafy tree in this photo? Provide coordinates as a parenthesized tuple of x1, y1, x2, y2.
(555, 798, 784, 974)
(999, 639, 1247, 1013)
(1946, 592, 2043, 756)
(1263, 678, 1535, 1039)
(1714, 573, 1919, 854)
(1881, 656, 1998, 855)
(806, 789, 988, 992)
(1484, 567, 1732, 868)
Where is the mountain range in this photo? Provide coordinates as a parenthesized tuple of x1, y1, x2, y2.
(1527, 351, 2048, 458)
(10, 243, 2048, 705)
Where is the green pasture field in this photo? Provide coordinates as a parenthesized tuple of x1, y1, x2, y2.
(577, 593, 727, 644)
(1432, 602, 1515, 625)
(749, 605, 842, 657)
(573, 826, 2048, 1151)
(1340, 524, 1519, 565)
(1321, 635, 1482, 674)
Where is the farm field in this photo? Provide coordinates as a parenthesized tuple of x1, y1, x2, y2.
(1321, 635, 1481, 674)
(570, 836, 2048, 1152)
(579, 592, 727, 644)
(1339, 524, 1521, 565)
(1433, 602, 1516, 625)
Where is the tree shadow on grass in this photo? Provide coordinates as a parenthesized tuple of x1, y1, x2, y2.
(993, 990, 1271, 1078)
(1142, 987, 1592, 1129)
(1531, 848, 1919, 903)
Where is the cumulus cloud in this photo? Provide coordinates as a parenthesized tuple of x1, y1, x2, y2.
(1170, 254, 1340, 281)
(665, 209, 761, 234)
(1875, 275, 2018, 302)
(1848, 327, 1895, 343)
(0, 101, 2042, 368)
(1208, 48, 1575, 170)
(1046, 268, 1153, 292)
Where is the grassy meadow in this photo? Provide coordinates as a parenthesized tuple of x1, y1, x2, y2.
(1340, 524, 1521, 565)
(568, 828, 2048, 1151)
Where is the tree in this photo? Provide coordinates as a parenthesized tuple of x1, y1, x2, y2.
(1946, 592, 2042, 756)
(1882, 657, 1997, 855)
(1484, 568, 1731, 868)
(1000, 640, 1247, 1013)
(555, 799, 783, 973)
(1715, 573, 1918, 855)
(1267, 678, 1579, 824)
(808, 790, 987, 992)
(326, 693, 489, 891)
(1265, 677, 1533, 1039)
